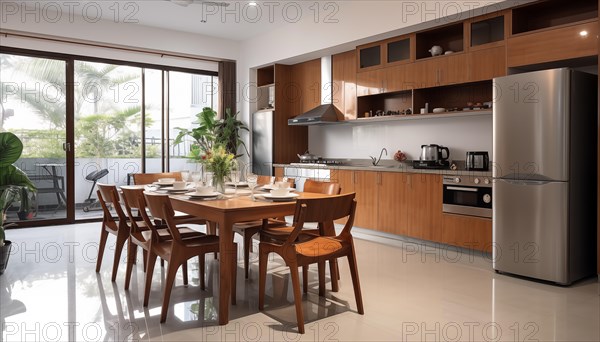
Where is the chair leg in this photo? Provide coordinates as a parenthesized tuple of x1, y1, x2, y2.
(258, 248, 268, 310)
(329, 259, 339, 292)
(231, 243, 238, 305)
(199, 254, 206, 290)
(302, 266, 308, 293)
(347, 248, 364, 315)
(289, 263, 305, 334)
(143, 251, 158, 307)
(111, 233, 127, 282)
(317, 261, 326, 297)
(142, 250, 148, 271)
(182, 261, 189, 286)
(244, 231, 252, 279)
(95, 229, 109, 273)
(124, 242, 137, 290)
(160, 260, 181, 323)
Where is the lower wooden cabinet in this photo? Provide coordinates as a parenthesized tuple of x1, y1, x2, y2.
(330, 169, 491, 250)
(441, 213, 492, 252)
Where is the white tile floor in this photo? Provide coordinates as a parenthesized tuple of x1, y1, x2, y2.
(1, 222, 598, 341)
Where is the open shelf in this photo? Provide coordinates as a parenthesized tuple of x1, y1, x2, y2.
(512, 0, 598, 35)
(344, 109, 491, 125)
(357, 90, 413, 119)
(257, 65, 275, 87)
(413, 81, 493, 114)
(416, 23, 464, 59)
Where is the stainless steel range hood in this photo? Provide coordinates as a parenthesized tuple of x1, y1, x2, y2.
(288, 56, 341, 126)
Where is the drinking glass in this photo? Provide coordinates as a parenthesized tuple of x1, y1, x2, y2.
(203, 172, 214, 187)
(191, 171, 202, 186)
(180, 170, 190, 182)
(246, 173, 258, 199)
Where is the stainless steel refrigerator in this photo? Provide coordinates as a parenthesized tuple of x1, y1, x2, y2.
(492, 68, 597, 285)
(252, 110, 274, 176)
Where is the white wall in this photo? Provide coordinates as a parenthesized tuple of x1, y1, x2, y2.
(309, 114, 493, 162)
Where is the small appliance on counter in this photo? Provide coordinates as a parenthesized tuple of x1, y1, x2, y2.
(466, 151, 489, 171)
(413, 144, 450, 169)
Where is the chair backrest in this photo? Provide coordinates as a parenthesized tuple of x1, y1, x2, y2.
(285, 193, 357, 244)
(96, 183, 128, 224)
(133, 172, 182, 185)
(303, 179, 341, 195)
(119, 187, 147, 235)
(143, 192, 183, 242)
(257, 176, 295, 187)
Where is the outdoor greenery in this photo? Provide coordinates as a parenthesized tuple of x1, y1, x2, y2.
(1, 55, 146, 158)
(0, 132, 36, 246)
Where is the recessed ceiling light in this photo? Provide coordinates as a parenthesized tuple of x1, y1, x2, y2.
(579, 30, 588, 37)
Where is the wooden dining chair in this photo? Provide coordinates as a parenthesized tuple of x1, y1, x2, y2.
(260, 179, 342, 292)
(95, 184, 133, 282)
(132, 172, 209, 229)
(120, 187, 205, 291)
(132, 172, 183, 185)
(140, 192, 237, 323)
(232, 176, 296, 278)
(258, 193, 364, 334)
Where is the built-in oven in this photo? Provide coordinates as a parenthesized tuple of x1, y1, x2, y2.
(442, 176, 492, 218)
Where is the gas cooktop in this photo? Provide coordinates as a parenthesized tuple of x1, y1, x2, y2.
(290, 159, 345, 166)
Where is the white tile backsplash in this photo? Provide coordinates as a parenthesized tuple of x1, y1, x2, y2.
(308, 114, 492, 162)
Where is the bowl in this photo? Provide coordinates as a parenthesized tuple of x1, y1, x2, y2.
(195, 185, 214, 194)
(158, 178, 175, 184)
(444, 50, 454, 55)
(172, 181, 187, 190)
(271, 188, 290, 197)
(432, 108, 446, 113)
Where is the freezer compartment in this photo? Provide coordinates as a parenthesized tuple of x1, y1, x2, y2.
(493, 178, 570, 284)
(493, 69, 570, 181)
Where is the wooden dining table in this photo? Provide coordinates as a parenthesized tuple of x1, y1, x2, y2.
(169, 191, 329, 325)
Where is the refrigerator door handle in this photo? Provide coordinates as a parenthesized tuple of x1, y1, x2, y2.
(496, 178, 552, 186)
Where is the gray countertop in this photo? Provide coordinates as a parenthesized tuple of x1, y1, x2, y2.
(274, 161, 493, 177)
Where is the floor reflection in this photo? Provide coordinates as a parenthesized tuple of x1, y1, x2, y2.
(1, 223, 598, 341)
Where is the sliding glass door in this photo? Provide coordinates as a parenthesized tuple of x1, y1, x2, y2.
(2, 48, 218, 225)
(1, 53, 69, 222)
(73, 61, 143, 219)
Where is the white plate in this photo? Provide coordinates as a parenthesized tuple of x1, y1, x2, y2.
(160, 187, 191, 193)
(259, 185, 296, 192)
(188, 191, 221, 198)
(260, 193, 299, 201)
(153, 181, 174, 186)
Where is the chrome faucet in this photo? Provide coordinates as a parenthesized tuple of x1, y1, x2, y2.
(370, 148, 388, 166)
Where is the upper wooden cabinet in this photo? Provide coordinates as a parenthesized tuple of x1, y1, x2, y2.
(413, 53, 469, 88)
(333, 51, 357, 120)
(257, 65, 275, 87)
(507, 0, 598, 67)
(468, 46, 506, 82)
(357, 35, 413, 72)
(507, 20, 598, 67)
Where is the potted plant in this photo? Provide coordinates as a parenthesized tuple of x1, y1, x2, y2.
(0, 131, 36, 275)
(173, 107, 249, 164)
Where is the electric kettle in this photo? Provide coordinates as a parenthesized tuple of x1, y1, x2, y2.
(420, 144, 450, 161)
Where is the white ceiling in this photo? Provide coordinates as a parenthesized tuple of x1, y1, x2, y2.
(38, 0, 298, 41)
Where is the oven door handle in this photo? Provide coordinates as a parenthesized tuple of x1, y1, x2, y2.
(446, 186, 478, 192)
